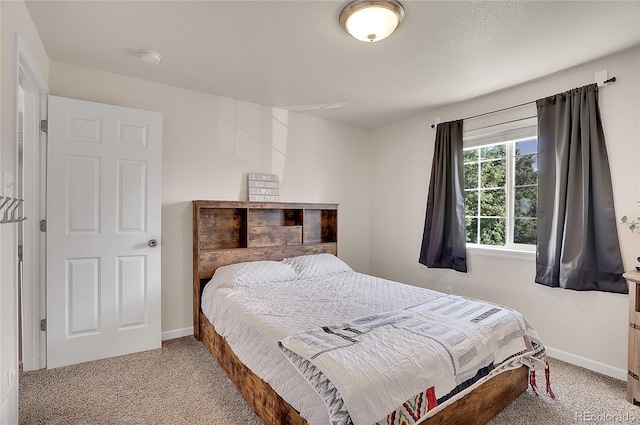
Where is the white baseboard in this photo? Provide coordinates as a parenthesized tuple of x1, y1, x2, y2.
(1, 365, 18, 425)
(161, 327, 193, 341)
(545, 346, 627, 381)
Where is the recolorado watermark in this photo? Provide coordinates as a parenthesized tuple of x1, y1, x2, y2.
(575, 411, 638, 422)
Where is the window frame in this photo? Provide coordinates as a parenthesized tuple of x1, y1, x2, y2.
(463, 118, 537, 253)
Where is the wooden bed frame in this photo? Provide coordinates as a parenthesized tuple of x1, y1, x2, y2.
(193, 200, 528, 425)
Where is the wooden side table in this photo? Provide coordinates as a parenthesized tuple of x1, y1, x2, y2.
(624, 270, 640, 404)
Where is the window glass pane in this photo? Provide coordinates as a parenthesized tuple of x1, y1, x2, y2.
(464, 163, 478, 190)
(464, 190, 478, 216)
(481, 159, 506, 188)
(515, 154, 538, 186)
(480, 189, 506, 216)
(463, 136, 538, 248)
(480, 145, 506, 160)
(464, 149, 478, 163)
(514, 218, 537, 244)
(515, 186, 537, 217)
(466, 217, 478, 244)
(480, 218, 505, 246)
(515, 138, 537, 155)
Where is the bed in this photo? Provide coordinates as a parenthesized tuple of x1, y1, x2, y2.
(192, 200, 544, 425)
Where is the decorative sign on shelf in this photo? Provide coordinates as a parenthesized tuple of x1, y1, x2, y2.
(248, 173, 279, 202)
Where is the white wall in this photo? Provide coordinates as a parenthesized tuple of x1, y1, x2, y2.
(0, 1, 49, 422)
(370, 47, 640, 378)
(49, 61, 372, 336)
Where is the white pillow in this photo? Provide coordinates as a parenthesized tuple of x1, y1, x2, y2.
(282, 253, 352, 279)
(208, 261, 297, 289)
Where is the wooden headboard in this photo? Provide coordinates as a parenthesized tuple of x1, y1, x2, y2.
(192, 200, 338, 339)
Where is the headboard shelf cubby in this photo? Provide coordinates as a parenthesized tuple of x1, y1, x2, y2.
(193, 200, 338, 339)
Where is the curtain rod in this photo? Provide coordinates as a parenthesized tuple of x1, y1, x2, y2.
(430, 77, 617, 129)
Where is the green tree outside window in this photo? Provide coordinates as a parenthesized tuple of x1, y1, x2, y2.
(464, 137, 537, 247)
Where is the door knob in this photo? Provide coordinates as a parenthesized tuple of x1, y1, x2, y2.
(148, 239, 158, 248)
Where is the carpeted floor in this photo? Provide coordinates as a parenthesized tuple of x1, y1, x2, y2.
(19, 336, 640, 424)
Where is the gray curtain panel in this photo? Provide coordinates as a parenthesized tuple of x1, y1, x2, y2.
(536, 84, 627, 293)
(419, 120, 467, 272)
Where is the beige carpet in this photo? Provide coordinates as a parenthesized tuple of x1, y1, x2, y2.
(19, 336, 640, 424)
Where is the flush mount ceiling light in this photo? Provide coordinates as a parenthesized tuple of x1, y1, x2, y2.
(139, 49, 162, 64)
(339, 0, 405, 42)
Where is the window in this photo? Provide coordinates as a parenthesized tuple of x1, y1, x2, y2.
(463, 118, 537, 250)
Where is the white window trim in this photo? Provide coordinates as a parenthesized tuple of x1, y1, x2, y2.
(464, 117, 537, 147)
(463, 117, 537, 254)
(467, 244, 536, 260)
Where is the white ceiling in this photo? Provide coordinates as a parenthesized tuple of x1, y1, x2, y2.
(25, 1, 640, 129)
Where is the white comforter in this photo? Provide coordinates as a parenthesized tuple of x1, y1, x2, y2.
(201, 271, 542, 425)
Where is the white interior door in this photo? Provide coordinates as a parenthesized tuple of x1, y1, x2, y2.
(46, 96, 162, 368)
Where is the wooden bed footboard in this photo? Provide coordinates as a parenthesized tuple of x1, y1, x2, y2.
(199, 312, 528, 425)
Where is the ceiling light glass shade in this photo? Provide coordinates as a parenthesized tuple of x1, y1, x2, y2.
(339, 0, 405, 42)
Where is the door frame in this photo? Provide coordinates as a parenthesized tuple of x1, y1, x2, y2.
(15, 33, 49, 371)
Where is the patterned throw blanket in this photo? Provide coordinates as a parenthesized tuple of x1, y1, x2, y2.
(279, 295, 547, 425)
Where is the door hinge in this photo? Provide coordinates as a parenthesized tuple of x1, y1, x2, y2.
(39, 219, 46, 232)
(40, 119, 48, 133)
(40, 319, 46, 332)
(629, 370, 639, 381)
